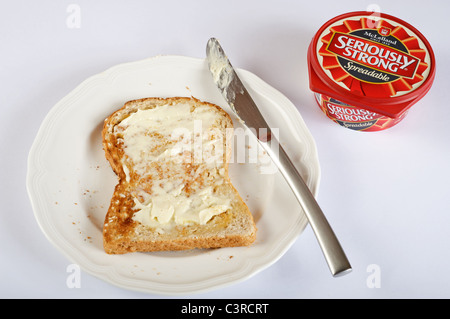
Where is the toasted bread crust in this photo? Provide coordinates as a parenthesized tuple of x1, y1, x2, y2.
(102, 97, 256, 254)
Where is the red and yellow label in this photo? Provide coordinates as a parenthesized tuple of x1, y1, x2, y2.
(315, 94, 406, 131)
(317, 15, 431, 98)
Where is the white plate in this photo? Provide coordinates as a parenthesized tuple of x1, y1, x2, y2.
(27, 55, 320, 295)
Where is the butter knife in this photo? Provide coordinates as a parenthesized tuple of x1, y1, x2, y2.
(206, 38, 351, 277)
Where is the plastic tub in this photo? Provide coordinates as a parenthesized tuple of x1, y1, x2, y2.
(307, 11, 436, 131)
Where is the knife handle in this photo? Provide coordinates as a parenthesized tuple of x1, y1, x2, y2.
(262, 140, 352, 277)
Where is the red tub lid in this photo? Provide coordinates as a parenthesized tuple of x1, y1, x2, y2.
(308, 11, 436, 118)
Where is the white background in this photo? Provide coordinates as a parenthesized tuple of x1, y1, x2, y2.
(2, 0, 449, 298)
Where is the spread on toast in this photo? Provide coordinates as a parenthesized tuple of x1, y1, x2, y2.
(102, 97, 256, 254)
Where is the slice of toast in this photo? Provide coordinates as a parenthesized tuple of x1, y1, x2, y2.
(102, 97, 256, 254)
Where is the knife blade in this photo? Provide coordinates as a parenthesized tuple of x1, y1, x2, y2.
(206, 37, 351, 277)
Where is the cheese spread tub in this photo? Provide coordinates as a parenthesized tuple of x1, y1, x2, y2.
(307, 11, 436, 131)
